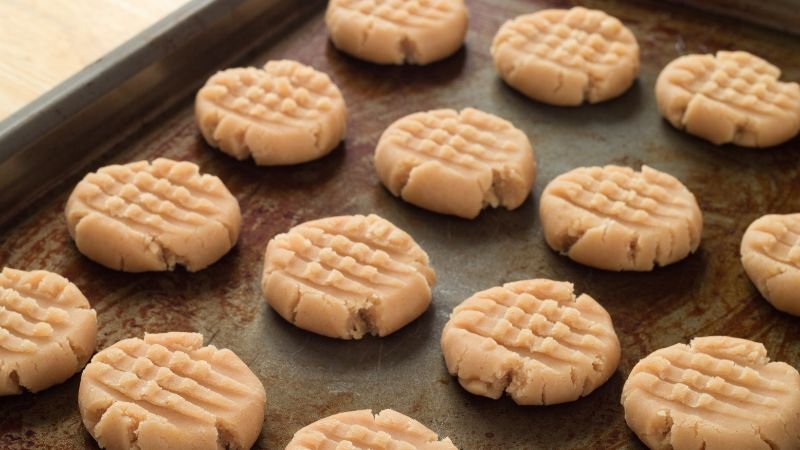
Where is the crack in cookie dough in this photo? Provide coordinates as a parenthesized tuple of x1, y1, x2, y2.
(656, 51, 800, 147)
(262, 214, 435, 339)
(375, 108, 536, 219)
(325, 0, 468, 65)
(286, 409, 457, 449)
(79, 332, 266, 450)
(441, 279, 620, 405)
(540, 165, 702, 271)
(196, 60, 347, 165)
(492, 7, 639, 105)
(65, 158, 241, 272)
(741, 213, 800, 316)
(622, 336, 800, 450)
(0, 268, 97, 395)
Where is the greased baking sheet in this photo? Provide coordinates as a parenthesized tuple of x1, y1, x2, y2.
(1, 0, 799, 448)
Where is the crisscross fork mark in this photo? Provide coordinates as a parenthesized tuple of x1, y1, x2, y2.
(399, 116, 513, 161)
(271, 261, 373, 302)
(100, 168, 220, 216)
(308, 222, 418, 265)
(674, 59, 796, 117)
(95, 350, 236, 415)
(89, 363, 214, 426)
(633, 373, 771, 424)
(336, 0, 452, 29)
(275, 236, 401, 292)
(562, 175, 690, 224)
(501, 15, 626, 71)
(78, 179, 202, 235)
(312, 418, 423, 449)
(473, 289, 603, 339)
(550, 184, 663, 231)
(294, 227, 415, 280)
(748, 223, 800, 268)
(90, 172, 214, 225)
(668, 349, 794, 397)
(637, 356, 780, 414)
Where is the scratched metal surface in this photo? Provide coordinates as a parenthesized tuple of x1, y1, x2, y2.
(1, 0, 799, 448)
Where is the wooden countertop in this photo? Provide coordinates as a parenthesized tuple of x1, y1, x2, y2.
(0, 0, 191, 120)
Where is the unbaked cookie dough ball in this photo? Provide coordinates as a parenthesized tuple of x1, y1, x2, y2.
(0, 268, 96, 395)
(441, 279, 620, 405)
(539, 165, 702, 271)
(79, 332, 266, 450)
(325, 0, 469, 65)
(492, 7, 639, 105)
(622, 336, 800, 450)
(65, 158, 241, 272)
(656, 51, 800, 147)
(262, 214, 435, 339)
(196, 60, 347, 165)
(286, 409, 457, 449)
(374, 108, 536, 219)
(741, 213, 800, 315)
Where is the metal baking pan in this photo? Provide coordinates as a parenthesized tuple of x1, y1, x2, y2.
(1, 0, 798, 448)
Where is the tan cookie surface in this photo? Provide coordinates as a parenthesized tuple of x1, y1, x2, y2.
(374, 108, 536, 219)
(656, 51, 800, 147)
(196, 60, 347, 165)
(325, 0, 468, 65)
(441, 279, 620, 405)
(539, 165, 702, 271)
(622, 336, 800, 450)
(492, 7, 639, 105)
(741, 213, 800, 316)
(65, 158, 241, 272)
(0, 268, 96, 395)
(79, 332, 266, 450)
(262, 214, 435, 339)
(286, 409, 457, 449)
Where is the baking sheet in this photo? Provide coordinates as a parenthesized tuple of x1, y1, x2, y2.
(1, 0, 799, 448)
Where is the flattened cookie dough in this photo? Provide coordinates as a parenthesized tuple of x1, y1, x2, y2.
(441, 279, 620, 405)
(0, 268, 96, 395)
(656, 51, 800, 147)
(492, 7, 639, 105)
(741, 213, 800, 316)
(65, 158, 241, 272)
(622, 336, 800, 450)
(540, 165, 702, 271)
(196, 60, 347, 165)
(325, 0, 468, 65)
(262, 214, 435, 339)
(374, 108, 536, 219)
(79, 332, 266, 450)
(286, 409, 457, 449)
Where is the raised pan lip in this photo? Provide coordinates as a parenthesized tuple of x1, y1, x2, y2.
(0, 0, 244, 164)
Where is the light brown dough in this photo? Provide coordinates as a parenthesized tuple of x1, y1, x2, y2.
(286, 409, 457, 449)
(374, 108, 536, 219)
(621, 336, 800, 450)
(262, 214, 435, 339)
(492, 7, 639, 106)
(65, 158, 241, 272)
(325, 0, 468, 65)
(441, 279, 620, 405)
(196, 60, 347, 165)
(539, 165, 703, 271)
(79, 332, 266, 450)
(0, 267, 96, 395)
(656, 51, 800, 147)
(741, 213, 800, 316)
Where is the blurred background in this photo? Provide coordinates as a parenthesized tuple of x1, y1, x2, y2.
(0, 0, 190, 120)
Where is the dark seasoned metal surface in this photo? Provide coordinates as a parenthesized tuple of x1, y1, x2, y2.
(1, 0, 799, 448)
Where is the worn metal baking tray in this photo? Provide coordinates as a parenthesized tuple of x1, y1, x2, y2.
(1, 0, 798, 448)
